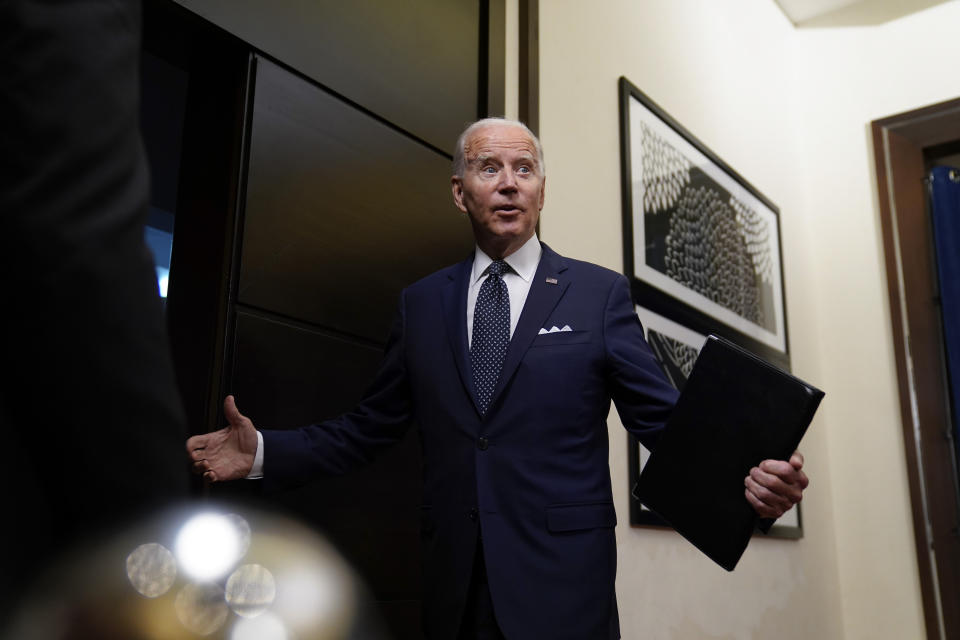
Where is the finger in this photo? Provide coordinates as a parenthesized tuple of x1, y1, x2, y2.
(203, 470, 217, 483)
(745, 474, 794, 512)
(191, 460, 209, 474)
(745, 488, 781, 518)
(766, 460, 809, 490)
(790, 450, 805, 470)
(185, 434, 206, 453)
(759, 459, 803, 484)
(746, 485, 790, 517)
(187, 445, 208, 462)
(746, 473, 793, 506)
(751, 465, 794, 495)
(752, 466, 804, 503)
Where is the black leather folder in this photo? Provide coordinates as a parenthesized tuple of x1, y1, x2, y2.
(633, 334, 824, 571)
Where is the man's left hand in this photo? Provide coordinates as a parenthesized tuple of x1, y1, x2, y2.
(744, 451, 808, 519)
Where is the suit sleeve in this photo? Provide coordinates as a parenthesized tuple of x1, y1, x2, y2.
(603, 275, 679, 451)
(261, 290, 414, 490)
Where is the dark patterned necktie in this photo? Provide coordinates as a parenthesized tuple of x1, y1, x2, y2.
(471, 260, 511, 415)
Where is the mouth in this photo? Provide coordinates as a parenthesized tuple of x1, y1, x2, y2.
(493, 205, 522, 215)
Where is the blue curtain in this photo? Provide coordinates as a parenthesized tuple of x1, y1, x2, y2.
(929, 165, 960, 459)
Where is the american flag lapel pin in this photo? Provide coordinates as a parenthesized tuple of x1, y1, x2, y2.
(545, 277, 558, 285)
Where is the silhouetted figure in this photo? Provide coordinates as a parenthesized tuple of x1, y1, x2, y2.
(0, 0, 189, 619)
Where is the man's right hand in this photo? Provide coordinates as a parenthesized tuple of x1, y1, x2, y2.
(186, 395, 259, 483)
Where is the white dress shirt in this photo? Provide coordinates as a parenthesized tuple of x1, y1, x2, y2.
(248, 234, 544, 479)
(467, 234, 542, 348)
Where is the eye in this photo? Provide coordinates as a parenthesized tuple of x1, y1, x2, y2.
(482, 166, 497, 174)
(518, 166, 531, 174)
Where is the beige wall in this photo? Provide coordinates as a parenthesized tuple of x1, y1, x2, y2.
(791, 6, 960, 639)
(527, 0, 960, 638)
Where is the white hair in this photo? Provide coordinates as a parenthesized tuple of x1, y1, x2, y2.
(452, 118, 545, 177)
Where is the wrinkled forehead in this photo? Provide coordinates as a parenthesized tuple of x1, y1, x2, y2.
(463, 124, 539, 163)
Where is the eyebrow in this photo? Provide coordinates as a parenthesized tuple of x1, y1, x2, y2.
(470, 154, 499, 166)
(469, 153, 538, 168)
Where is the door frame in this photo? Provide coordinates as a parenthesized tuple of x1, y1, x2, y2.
(872, 97, 960, 640)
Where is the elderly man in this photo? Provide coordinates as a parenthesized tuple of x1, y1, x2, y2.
(188, 118, 807, 639)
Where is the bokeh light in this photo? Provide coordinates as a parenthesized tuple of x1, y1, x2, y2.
(175, 512, 244, 581)
(175, 582, 229, 636)
(231, 612, 287, 640)
(2, 504, 384, 639)
(126, 542, 176, 597)
(226, 513, 252, 557)
(274, 556, 351, 634)
(225, 564, 276, 618)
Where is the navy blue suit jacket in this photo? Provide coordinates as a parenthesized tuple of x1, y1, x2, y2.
(263, 243, 679, 638)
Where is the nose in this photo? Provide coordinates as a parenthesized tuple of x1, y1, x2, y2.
(497, 169, 518, 193)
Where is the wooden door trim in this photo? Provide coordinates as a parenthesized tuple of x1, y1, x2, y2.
(872, 96, 960, 640)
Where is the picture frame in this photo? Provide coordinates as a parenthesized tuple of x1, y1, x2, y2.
(627, 304, 802, 537)
(618, 76, 789, 371)
(619, 77, 801, 538)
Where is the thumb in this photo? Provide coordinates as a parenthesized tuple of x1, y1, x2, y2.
(224, 395, 245, 427)
(789, 450, 804, 470)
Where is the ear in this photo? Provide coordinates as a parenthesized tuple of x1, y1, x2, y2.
(451, 175, 469, 214)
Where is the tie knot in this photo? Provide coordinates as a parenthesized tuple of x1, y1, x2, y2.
(487, 260, 509, 278)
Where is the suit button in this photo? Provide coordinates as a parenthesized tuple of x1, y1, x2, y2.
(469, 508, 478, 521)
(478, 437, 489, 451)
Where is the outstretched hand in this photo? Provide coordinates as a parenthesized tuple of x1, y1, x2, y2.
(744, 450, 808, 519)
(186, 395, 259, 483)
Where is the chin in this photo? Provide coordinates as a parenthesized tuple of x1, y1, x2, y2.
(492, 222, 531, 237)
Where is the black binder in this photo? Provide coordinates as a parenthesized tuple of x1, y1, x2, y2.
(633, 335, 824, 571)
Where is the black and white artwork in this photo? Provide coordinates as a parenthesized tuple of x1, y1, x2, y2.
(619, 78, 788, 360)
(628, 305, 801, 534)
(638, 305, 705, 392)
(629, 306, 705, 526)
(620, 79, 799, 537)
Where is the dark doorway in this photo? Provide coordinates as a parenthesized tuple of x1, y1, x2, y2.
(139, 2, 514, 637)
(872, 98, 960, 640)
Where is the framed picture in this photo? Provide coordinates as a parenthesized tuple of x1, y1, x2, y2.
(618, 76, 789, 370)
(627, 305, 802, 537)
(619, 76, 801, 538)
(627, 305, 704, 528)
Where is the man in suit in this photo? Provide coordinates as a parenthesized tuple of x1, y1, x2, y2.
(188, 118, 807, 639)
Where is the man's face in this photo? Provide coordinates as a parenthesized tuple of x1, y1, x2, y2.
(451, 123, 545, 258)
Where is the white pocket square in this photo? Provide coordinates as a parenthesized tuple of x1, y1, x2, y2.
(538, 325, 573, 334)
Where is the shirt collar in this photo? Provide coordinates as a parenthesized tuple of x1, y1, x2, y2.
(471, 234, 542, 285)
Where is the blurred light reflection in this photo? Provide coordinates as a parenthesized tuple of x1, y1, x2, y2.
(126, 542, 176, 597)
(1, 504, 388, 639)
(274, 562, 345, 631)
(225, 564, 276, 618)
(175, 582, 229, 636)
(226, 513, 252, 557)
(175, 513, 243, 581)
(231, 612, 287, 640)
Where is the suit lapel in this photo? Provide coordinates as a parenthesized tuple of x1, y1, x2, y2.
(487, 243, 569, 413)
(441, 255, 482, 414)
